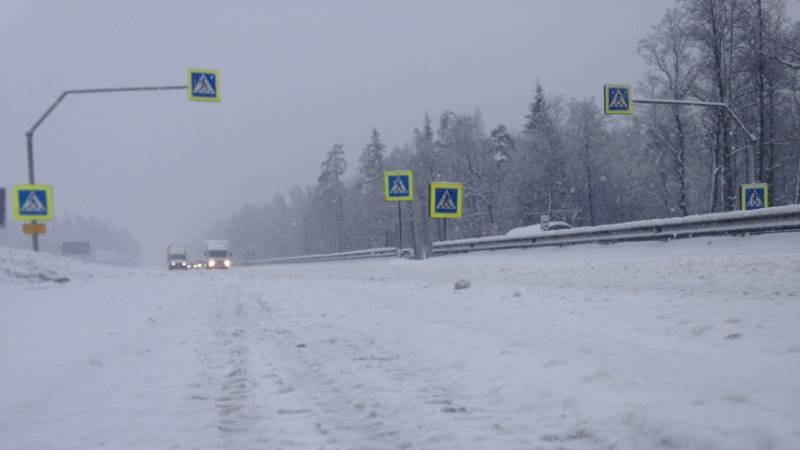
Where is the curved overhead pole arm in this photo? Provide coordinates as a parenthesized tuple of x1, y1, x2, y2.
(24, 84, 187, 251)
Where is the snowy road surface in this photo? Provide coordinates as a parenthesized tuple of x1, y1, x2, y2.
(2, 234, 799, 449)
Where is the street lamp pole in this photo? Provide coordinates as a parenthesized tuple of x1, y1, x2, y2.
(25, 85, 187, 251)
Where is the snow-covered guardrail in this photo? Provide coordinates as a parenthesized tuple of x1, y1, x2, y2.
(238, 247, 404, 266)
(432, 204, 800, 256)
(238, 205, 800, 265)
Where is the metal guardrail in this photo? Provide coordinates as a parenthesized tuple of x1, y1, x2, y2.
(237, 205, 800, 265)
(238, 247, 404, 266)
(433, 204, 800, 256)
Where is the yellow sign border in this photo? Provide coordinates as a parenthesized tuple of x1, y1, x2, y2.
(604, 84, 633, 115)
(187, 68, 221, 102)
(740, 183, 769, 210)
(384, 170, 414, 202)
(429, 182, 463, 219)
(12, 184, 54, 221)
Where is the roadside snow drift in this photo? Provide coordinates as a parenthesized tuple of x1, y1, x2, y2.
(0, 247, 125, 286)
(1, 233, 799, 449)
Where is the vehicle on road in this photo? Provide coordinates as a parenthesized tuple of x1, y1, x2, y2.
(167, 245, 188, 270)
(204, 240, 231, 269)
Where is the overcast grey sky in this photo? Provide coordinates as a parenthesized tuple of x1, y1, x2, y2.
(2, 1, 796, 266)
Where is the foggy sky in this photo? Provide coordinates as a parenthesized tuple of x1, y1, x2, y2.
(3, 1, 793, 266)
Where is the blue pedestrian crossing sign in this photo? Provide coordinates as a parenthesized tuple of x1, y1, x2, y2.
(604, 84, 632, 115)
(384, 171, 414, 202)
(429, 182, 463, 219)
(12, 184, 54, 221)
(741, 183, 768, 210)
(188, 68, 220, 102)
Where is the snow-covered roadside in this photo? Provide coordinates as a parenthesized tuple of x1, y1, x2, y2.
(1, 233, 799, 449)
(0, 247, 129, 286)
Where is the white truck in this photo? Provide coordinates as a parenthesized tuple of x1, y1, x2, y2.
(166, 245, 188, 270)
(204, 240, 232, 269)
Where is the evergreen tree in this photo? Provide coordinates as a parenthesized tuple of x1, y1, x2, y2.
(317, 144, 348, 251)
(358, 128, 386, 191)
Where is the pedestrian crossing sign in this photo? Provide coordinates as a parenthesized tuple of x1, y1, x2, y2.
(384, 171, 414, 201)
(604, 84, 632, 115)
(13, 184, 53, 221)
(429, 182, 463, 219)
(741, 183, 768, 210)
(188, 68, 220, 102)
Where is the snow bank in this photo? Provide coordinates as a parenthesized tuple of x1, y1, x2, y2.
(0, 246, 125, 286)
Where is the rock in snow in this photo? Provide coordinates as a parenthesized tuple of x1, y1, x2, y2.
(454, 279, 471, 290)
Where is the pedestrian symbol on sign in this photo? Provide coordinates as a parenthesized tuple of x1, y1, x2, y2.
(609, 89, 629, 110)
(747, 190, 763, 208)
(390, 177, 408, 195)
(436, 190, 456, 211)
(604, 84, 633, 115)
(20, 191, 46, 214)
(192, 74, 216, 96)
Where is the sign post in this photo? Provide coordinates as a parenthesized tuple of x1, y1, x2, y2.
(0, 187, 5, 228)
(384, 170, 414, 252)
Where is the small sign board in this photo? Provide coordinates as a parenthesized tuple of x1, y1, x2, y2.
(13, 184, 53, 221)
(429, 182, 463, 219)
(188, 68, 221, 102)
(384, 171, 414, 201)
(23, 223, 47, 235)
(741, 183, 768, 210)
(604, 84, 633, 115)
(62, 241, 91, 255)
(0, 187, 5, 227)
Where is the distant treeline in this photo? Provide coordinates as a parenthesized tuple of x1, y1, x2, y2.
(209, 0, 800, 259)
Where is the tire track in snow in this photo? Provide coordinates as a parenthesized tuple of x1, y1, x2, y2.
(244, 290, 422, 449)
(193, 281, 338, 449)
(191, 282, 271, 449)
(242, 286, 534, 449)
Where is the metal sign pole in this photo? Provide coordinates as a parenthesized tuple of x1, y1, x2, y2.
(26, 132, 39, 251)
(397, 202, 403, 253)
(0, 187, 5, 228)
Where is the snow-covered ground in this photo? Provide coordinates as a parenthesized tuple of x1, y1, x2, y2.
(1, 233, 799, 450)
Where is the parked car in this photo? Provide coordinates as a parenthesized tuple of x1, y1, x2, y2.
(544, 221, 572, 231)
(505, 221, 572, 237)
